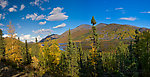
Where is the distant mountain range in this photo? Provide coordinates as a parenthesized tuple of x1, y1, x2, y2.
(39, 34, 60, 42)
(39, 23, 149, 43)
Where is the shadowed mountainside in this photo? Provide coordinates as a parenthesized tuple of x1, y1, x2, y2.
(39, 34, 60, 42)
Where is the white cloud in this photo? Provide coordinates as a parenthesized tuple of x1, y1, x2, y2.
(22, 17, 25, 20)
(47, 7, 51, 9)
(115, 8, 124, 10)
(115, 8, 125, 14)
(40, 6, 45, 10)
(2, 14, 5, 19)
(0, 13, 5, 20)
(0, 23, 4, 26)
(32, 29, 53, 34)
(106, 17, 111, 19)
(20, 4, 25, 11)
(120, 17, 136, 21)
(46, 7, 68, 21)
(44, 0, 49, 2)
(20, 34, 36, 42)
(0, 0, 8, 8)
(8, 5, 18, 12)
(17, 23, 21, 28)
(39, 21, 46, 25)
(20, 34, 31, 40)
(13, 5, 17, 8)
(26, 13, 38, 20)
(19, 34, 42, 42)
(49, 7, 64, 14)
(3, 34, 9, 37)
(3, 33, 17, 38)
(13, 33, 17, 37)
(0, 28, 3, 30)
(26, 13, 46, 20)
(0, 14, 2, 19)
(30, 0, 40, 6)
(140, 11, 150, 13)
(53, 23, 66, 28)
(30, 0, 49, 6)
(24, 7, 68, 21)
(37, 35, 42, 41)
(30, 0, 49, 11)
(0, 14, 1, 19)
(36, 14, 45, 20)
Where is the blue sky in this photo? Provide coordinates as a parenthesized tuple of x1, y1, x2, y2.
(0, 0, 150, 42)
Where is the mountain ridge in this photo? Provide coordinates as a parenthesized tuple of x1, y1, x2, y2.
(39, 23, 150, 43)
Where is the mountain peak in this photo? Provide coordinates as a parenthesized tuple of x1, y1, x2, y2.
(76, 24, 91, 29)
(39, 34, 60, 42)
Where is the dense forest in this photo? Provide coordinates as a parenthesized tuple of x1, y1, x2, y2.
(0, 16, 150, 77)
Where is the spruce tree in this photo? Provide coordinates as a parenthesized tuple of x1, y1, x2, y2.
(35, 37, 38, 43)
(25, 40, 32, 65)
(72, 42, 79, 77)
(66, 29, 74, 76)
(90, 16, 100, 51)
(66, 29, 79, 76)
(18, 37, 20, 41)
(90, 16, 103, 76)
(91, 16, 96, 26)
(78, 42, 83, 68)
(67, 29, 73, 53)
(0, 29, 3, 54)
(59, 52, 67, 74)
(0, 29, 5, 58)
(128, 41, 132, 63)
(133, 29, 142, 76)
(78, 42, 84, 76)
(133, 31, 150, 76)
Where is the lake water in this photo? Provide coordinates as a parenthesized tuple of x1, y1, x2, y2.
(59, 43, 67, 51)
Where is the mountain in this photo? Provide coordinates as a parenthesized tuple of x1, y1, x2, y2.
(40, 23, 149, 43)
(39, 34, 60, 42)
(57, 24, 91, 43)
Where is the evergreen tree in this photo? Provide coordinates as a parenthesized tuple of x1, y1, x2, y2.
(116, 42, 129, 75)
(71, 42, 79, 77)
(89, 16, 103, 77)
(18, 37, 20, 41)
(129, 40, 133, 63)
(59, 52, 67, 75)
(95, 52, 103, 77)
(0, 29, 5, 58)
(25, 40, 32, 65)
(90, 16, 100, 51)
(78, 42, 83, 69)
(127, 41, 137, 76)
(66, 29, 79, 76)
(66, 29, 74, 76)
(133, 30, 150, 76)
(91, 16, 96, 26)
(133, 29, 142, 76)
(35, 37, 38, 43)
(0, 29, 3, 53)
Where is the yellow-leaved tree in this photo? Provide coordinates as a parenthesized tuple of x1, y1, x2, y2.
(5, 21, 23, 64)
(38, 38, 62, 76)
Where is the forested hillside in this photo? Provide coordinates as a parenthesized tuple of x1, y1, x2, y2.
(0, 17, 150, 77)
